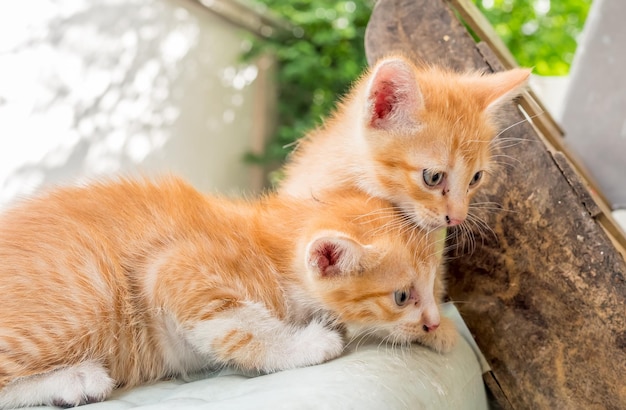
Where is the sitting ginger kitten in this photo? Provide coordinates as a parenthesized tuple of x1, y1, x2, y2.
(280, 55, 530, 230)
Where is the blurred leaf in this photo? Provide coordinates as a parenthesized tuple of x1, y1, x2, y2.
(243, 0, 373, 175)
(474, 0, 592, 76)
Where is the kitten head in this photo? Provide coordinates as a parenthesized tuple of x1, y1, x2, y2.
(359, 55, 530, 229)
(299, 198, 449, 349)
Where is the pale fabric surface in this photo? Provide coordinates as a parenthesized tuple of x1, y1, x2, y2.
(32, 304, 488, 410)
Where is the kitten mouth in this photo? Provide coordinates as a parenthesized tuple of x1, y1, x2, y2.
(423, 220, 447, 230)
(393, 205, 443, 231)
(393, 205, 419, 227)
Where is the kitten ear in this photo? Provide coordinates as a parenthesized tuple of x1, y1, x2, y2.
(480, 68, 531, 112)
(365, 57, 423, 130)
(306, 234, 366, 278)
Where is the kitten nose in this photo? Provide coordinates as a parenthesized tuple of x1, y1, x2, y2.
(422, 305, 440, 332)
(422, 322, 440, 332)
(445, 215, 462, 226)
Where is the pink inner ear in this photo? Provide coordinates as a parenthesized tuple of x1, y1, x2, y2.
(367, 59, 421, 130)
(371, 81, 398, 125)
(312, 242, 342, 277)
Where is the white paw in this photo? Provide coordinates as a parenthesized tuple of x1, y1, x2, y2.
(261, 320, 345, 372)
(52, 362, 115, 407)
(296, 319, 346, 366)
(0, 361, 115, 408)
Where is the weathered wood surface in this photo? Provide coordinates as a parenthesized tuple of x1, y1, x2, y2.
(365, 0, 626, 409)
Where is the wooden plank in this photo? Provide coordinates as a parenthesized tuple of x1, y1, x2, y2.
(364, 0, 486, 71)
(449, 0, 618, 212)
(474, 40, 626, 254)
(365, 0, 626, 408)
(552, 151, 626, 260)
(189, 0, 293, 39)
(451, 0, 623, 236)
(483, 372, 513, 410)
(450, 0, 565, 138)
(473, 39, 616, 218)
(448, 0, 517, 68)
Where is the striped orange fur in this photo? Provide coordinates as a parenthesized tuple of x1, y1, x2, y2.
(0, 176, 453, 408)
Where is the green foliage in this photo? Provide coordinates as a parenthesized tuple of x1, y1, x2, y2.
(244, 0, 373, 170)
(473, 0, 592, 75)
(246, 0, 591, 174)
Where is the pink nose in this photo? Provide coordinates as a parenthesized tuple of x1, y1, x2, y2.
(445, 216, 463, 226)
(422, 322, 439, 332)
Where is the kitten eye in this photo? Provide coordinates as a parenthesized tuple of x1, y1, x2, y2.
(393, 289, 410, 307)
(469, 171, 483, 186)
(422, 170, 444, 187)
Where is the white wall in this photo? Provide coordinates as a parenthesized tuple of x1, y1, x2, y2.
(0, 0, 273, 208)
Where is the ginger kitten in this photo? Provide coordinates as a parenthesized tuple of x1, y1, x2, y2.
(0, 176, 455, 408)
(279, 55, 530, 230)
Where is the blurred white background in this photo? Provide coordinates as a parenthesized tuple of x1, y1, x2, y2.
(0, 0, 274, 209)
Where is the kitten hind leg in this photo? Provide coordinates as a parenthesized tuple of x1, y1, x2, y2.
(184, 302, 345, 373)
(0, 360, 115, 409)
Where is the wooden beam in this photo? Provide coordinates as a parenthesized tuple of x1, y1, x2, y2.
(365, 0, 626, 408)
(447, 0, 626, 251)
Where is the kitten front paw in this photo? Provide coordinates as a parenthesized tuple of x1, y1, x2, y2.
(297, 319, 346, 366)
(49, 362, 115, 407)
(419, 317, 458, 353)
(0, 361, 114, 409)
